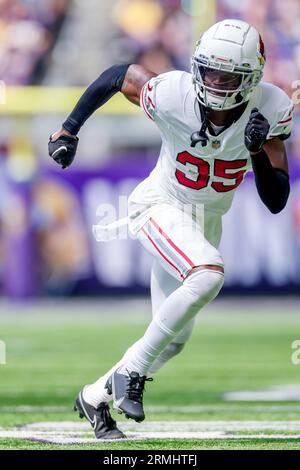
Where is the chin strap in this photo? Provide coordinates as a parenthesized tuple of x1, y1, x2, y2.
(190, 105, 210, 148)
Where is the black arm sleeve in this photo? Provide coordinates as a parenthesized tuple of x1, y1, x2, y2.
(251, 149, 290, 214)
(62, 64, 130, 135)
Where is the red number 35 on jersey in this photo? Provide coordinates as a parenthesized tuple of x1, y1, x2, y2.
(175, 151, 247, 192)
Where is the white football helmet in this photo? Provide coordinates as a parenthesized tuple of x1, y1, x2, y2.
(191, 19, 265, 110)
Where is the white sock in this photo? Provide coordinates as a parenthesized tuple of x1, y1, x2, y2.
(147, 341, 185, 375)
(83, 262, 179, 407)
(146, 262, 194, 375)
(83, 268, 223, 407)
(83, 342, 143, 407)
(119, 269, 224, 375)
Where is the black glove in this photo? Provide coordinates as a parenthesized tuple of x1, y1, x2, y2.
(244, 108, 270, 153)
(48, 134, 79, 169)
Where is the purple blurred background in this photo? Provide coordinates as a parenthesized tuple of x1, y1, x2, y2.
(0, 0, 299, 298)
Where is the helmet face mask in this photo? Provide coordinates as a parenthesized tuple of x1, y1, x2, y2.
(200, 67, 243, 92)
(191, 20, 265, 111)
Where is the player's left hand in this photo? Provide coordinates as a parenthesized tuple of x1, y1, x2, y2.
(244, 108, 270, 154)
(48, 130, 79, 169)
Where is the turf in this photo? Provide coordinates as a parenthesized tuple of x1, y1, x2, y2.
(0, 299, 300, 450)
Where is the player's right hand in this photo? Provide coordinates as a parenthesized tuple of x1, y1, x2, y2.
(244, 108, 270, 154)
(48, 128, 79, 169)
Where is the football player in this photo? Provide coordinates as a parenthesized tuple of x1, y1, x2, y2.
(49, 19, 293, 439)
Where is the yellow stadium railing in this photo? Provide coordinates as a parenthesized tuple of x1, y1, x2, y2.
(0, 87, 140, 115)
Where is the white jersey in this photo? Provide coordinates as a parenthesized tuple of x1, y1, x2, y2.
(130, 71, 293, 217)
(94, 71, 293, 249)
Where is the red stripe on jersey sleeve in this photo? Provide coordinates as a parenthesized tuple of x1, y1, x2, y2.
(278, 117, 293, 124)
(140, 82, 155, 121)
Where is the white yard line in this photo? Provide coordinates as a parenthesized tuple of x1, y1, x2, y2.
(22, 421, 300, 432)
(0, 406, 69, 413)
(2, 404, 300, 413)
(146, 405, 300, 413)
(1, 421, 300, 444)
(28, 434, 300, 444)
(223, 385, 300, 402)
(0, 430, 300, 444)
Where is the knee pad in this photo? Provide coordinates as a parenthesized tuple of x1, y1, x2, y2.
(184, 268, 224, 307)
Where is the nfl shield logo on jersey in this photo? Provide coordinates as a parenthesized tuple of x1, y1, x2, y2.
(212, 139, 221, 149)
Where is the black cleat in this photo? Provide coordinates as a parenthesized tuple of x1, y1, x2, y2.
(107, 369, 153, 422)
(74, 389, 126, 440)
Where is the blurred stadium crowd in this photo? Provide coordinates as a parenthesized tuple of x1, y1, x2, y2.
(0, 0, 69, 84)
(0, 0, 300, 297)
(2, 0, 300, 161)
(111, 0, 191, 73)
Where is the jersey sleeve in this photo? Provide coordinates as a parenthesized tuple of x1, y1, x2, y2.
(140, 71, 183, 123)
(260, 84, 294, 141)
(139, 73, 170, 122)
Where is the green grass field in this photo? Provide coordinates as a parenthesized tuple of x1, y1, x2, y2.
(0, 298, 300, 450)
